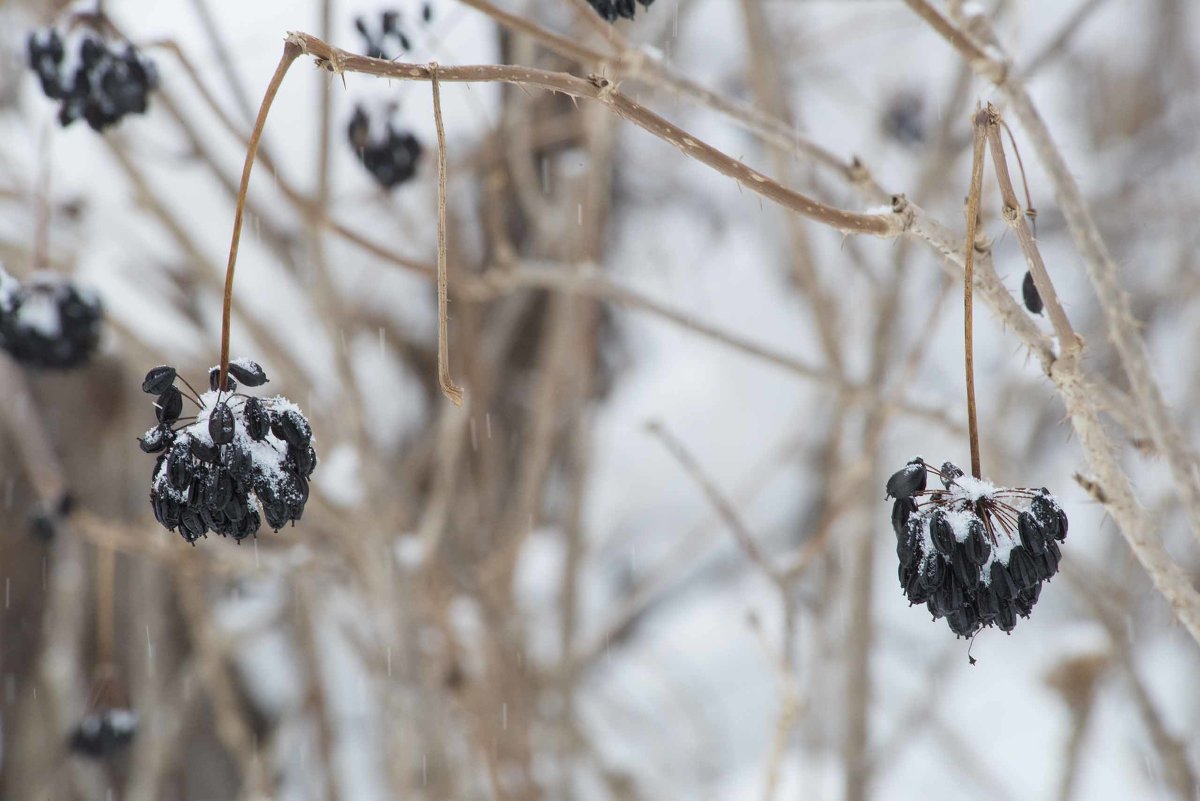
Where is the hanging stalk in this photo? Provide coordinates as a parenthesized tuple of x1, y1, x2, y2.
(962, 107, 990, 480)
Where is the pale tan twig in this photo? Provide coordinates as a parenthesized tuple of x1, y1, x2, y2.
(646, 421, 783, 588)
(285, 32, 903, 238)
(431, 63, 464, 406)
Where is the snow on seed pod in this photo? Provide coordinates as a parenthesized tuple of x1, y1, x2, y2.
(1018, 510, 1047, 555)
(885, 457, 926, 500)
(227, 359, 268, 387)
(208, 402, 235, 445)
(938, 461, 964, 488)
(929, 509, 956, 556)
(138, 361, 317, 544)
(138, 424, 172, 454)
(962, 517, 991, 565)
(891, 496, 917, 537)
(273, 409, 312, 449)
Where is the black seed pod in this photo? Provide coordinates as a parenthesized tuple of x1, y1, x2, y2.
(138, 425, 172, 453)
(1037, 540, 1061, 581)
(233, 507, 261, 540)
(951, 545, 980, 587)
(929, 509, 955, 556)
(166, 444, 192, 491)
(1014, 582, 1042, 617)
(989, 560, 1019, 601)
(142, 365, 176, 394)
(179, 509, 206, 543)
(156, 386, 183, 424)
(947, 605, 980, 638)
(995, 600, 1017, 633)
(935, 570, 966, 613)
(1032, 491, 1067, 542)
(892, 496, 917, 537)
(243, 396, 270, 441)
(903, 564, 932, 605)
(975, 585, 999, 621)
(290, 445, 318, 478)
(209, 366, 237, 393)
(227, 359, 268, 387)
(205, 469, 234, 510)
(188, 436, 220, 464)
(939, 461, 964, 488)
(885, 457, 927, 500)
(225, 444, 253, 480)
(1022, 271, 1043, 315)
(897, 516, 923, 565)
(1007, 545, 1040, 590)
(274, 409, 312, 449)
(962, 517, 991, 565)
(919, 554, 946, 593)
(208, 402, 235, 445)
(1018, 510, 1047, 556)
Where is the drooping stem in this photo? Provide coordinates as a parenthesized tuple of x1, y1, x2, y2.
(963, 106, 989, 480)
(431, 63, 464, 406)
(218, 41, 301, 392)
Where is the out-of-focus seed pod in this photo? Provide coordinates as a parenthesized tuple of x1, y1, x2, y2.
(1022, 271, 1043, 314)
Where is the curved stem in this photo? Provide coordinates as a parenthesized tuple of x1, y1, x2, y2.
(218, 41, 301, 392)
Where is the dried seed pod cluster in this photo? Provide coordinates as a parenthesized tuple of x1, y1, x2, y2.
(0, 266, 102, 369)
(586, 0, 656, 21)
(347, 104, 423, 189)
(68, 708, 137, 759)
(353, 3, 434, 59)
(26, 28, 157, 131)
(140, 360, 317, 544)
(887, 457, 1066, 638)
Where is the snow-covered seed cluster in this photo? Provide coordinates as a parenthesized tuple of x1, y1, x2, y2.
(0, 266, 102, 369)
(586, 0, 656, 21)
(354, 4, 433, 59)
(139, 360, 317, 544)
(886, 457, 1067, 638)
(68, 708, 137, 759)
(347, 104, 423, 189)
(26, 28, 157, 131)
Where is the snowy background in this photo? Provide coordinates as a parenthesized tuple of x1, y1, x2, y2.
(1, 0, 1198, 799)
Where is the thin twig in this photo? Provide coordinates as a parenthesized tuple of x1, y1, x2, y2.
(646, 421, 783, 588)
(982, 106, 1077, 350)
(284, 32, 904, 238)
(431, 63, 464, 406)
